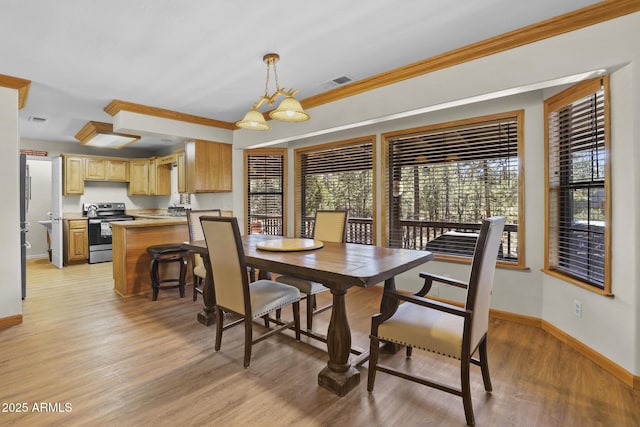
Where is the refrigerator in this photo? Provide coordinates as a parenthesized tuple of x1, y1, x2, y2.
(19, 153, 30, 300)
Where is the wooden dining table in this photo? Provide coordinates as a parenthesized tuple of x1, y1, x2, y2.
(182, 234, 433, 396)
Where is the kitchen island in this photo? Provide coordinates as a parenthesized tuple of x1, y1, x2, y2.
(111, 218, 191, 298)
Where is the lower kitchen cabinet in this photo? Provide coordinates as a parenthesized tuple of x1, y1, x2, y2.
(63, 219, 88, 265)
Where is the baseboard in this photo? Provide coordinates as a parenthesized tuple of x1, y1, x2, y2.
(433, 299, 639, 391)
(0, 314, 23, 329)
(541, 320, 638, 390)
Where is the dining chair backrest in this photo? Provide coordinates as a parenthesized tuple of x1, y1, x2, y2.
(200, 216, 250, 317)
(313, 210, 348, 243)
(187, 209, 221, 242)
(465, 216, 506, 350)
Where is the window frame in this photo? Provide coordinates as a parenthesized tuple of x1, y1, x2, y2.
(294, 136, 377, 245)
(244, 148, 288, 236)
(543, 76, 612, 295)
(382, 110, 526, 269)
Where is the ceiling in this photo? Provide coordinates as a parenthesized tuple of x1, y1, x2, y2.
(2, 0, 603, 151)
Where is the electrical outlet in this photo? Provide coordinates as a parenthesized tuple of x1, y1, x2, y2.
(574, 300, 583, 317)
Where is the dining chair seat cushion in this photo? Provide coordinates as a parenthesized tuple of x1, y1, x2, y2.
(249, 280, 301, 319)
(275, 275, 329, 295)
(377, 301, 464, 359)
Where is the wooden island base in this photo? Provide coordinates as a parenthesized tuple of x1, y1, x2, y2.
(112, 219, 192, 298)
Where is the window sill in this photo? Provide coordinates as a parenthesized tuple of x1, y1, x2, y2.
(541, 268, 613, 297)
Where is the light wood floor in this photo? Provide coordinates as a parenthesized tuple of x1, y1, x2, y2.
(1, 258, 639, 426)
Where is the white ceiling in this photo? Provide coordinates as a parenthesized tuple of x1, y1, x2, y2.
(2, 0, 602, 151)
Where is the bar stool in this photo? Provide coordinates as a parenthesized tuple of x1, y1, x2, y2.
(147, 243, 189, 301)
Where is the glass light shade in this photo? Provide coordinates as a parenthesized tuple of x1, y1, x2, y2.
(269, 96, 310, 122)
(235, 108, 271, 130)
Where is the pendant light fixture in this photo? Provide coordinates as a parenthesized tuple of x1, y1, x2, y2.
(236, 53, 310, 130)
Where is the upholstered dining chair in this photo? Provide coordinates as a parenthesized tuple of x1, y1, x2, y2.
(186, 208, 221, 301)
(276, 210, 348, 330)
(367, 216, 506, 427)
(200, 216, 301, 368)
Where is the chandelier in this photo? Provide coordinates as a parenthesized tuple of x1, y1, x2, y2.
(235, 53, 310, 130)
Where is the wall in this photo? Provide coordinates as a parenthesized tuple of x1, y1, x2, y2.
(0, 86, 22, 319)
(231, 12, 640, 376)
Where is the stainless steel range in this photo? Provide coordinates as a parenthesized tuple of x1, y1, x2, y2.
(83, 202, 134, 264)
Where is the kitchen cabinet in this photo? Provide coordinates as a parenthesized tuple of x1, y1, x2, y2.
(148, 157, 171, 196)
(62, 155, 85, 195)
(63, 219, 88, 265)
(128, 159, 149, 195)
(185, 140, 232, 193)
(85, 157, 129, 181)
(176, 150, 186, 193)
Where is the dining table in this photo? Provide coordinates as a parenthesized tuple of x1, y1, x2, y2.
(182, 234, 433, 396)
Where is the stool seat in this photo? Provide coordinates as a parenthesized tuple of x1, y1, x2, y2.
(147, 244, 189, 301)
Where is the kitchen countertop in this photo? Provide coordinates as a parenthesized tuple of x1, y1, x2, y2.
(111, 218, 187, 227)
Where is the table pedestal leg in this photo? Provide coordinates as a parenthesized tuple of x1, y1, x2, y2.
(318, 289, 360, 396)
(197, 255, 216, 326)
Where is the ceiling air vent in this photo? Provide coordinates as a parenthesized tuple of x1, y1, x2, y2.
(332, 75, 352, 85)
(28, 116, 48, 123)
(321, 75, 353, 90)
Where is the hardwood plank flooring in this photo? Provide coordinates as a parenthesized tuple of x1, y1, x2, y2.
(1, 258, 639, 426)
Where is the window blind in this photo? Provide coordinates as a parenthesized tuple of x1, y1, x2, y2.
(298, 141, 374, 244)
(548, 83, 606, 288)
(386, 114, 521, 263)
(247, 152, 285, 236)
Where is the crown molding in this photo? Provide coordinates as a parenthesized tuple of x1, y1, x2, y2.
(0, 74, 31, 109)
(104, 99, 235, 130)
(299, 0, 640, 111)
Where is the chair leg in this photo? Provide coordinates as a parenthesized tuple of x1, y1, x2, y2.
(275, 308, 281, 321)
(406, 346, 413, 357)
(150, 258, 159, 301)
(178, 255, 187, 298)
(461, 357, 475, 427)
(214, 308, 223, 351)
(262, 314, 270, 328)
(293, 301, 301, 340)
(367, 336, 380, 392)
(193, 276, 200, 302)
(306, 294, 315, 330)
(479, 337, 492, 392)
(243, 317, 253, 368)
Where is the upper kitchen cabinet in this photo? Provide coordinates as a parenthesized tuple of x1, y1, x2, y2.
(148, 157, 171, 196)
(185, 140, 232, 193)
(128, 159, 149, 195)
(85, 157, 129, 181)
(175, 150, 186, 193)
(62, 154, 85, 195)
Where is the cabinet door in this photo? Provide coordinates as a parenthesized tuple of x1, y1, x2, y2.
(85, 158, 106, 180)
(176, 151, 186, 193)
(106, 159, 129, 181)
(128, 159, 149, 195)
(63, 156, 85, 195)
(64, 219, 88, 264)
(185, 140, 232, 193)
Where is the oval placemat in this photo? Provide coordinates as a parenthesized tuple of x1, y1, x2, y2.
(256, 238, 324, 252)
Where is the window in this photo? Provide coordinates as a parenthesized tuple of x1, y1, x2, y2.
(295, 137, 376, 244)
(383, 111, 524, 266)
(544, 77, 610, 294)
(245, 149, 287, 236)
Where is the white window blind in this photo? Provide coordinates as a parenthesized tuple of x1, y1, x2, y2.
(386, 113, 521, 263)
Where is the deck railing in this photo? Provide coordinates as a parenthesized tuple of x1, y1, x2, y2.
(253, 215, 518, 262)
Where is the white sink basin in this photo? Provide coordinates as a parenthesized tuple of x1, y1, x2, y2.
(38, 220, 52, 231)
